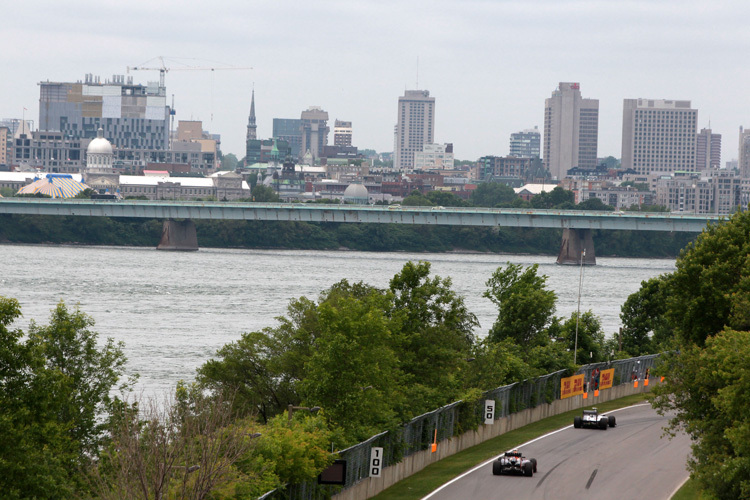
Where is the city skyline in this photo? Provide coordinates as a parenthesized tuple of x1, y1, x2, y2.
(4, 1, 750, 162)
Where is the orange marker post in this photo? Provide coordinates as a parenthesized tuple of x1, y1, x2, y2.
(661, 376, 665, 383)
(644, 378, 649, 387)
(634, 380, 639, 388)
(594, 389, 599, 397)
(583, 392, 588, 400)
(431, 429, 437, 453)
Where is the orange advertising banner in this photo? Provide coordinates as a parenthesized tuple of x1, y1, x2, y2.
(561, 374, 585, 399)
(599, 368, 615, 390)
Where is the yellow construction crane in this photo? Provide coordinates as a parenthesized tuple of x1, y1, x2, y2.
(127, 56, 252, 88)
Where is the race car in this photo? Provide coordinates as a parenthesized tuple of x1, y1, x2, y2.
(492, 449, 538, 476)
(573, 407, 616, 430)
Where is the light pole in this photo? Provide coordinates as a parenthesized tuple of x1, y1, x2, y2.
(287, 404, 321, 422)
(574, 248, 586, 365)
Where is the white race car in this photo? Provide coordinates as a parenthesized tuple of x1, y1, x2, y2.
(492, 449, 538, 477)
(573, 407, 616, 430)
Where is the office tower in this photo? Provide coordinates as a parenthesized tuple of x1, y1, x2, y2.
(543, 82, 599, 179)
(246, 89, 257, 141)
(39, 74, 169, 150)
(738, 127, 750, 178)
(510, 126, 541, 158)
(621, 99, 698, 175)
(333, 120, 353, 147)
(0, 126, 8, 166)
(394, 90, 435, 171)
(300, 106, 329, 162)
(273, 118, 302, 159)
(695, 128, 721, 170)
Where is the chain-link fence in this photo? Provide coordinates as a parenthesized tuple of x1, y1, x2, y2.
(260, 353, 661, 499)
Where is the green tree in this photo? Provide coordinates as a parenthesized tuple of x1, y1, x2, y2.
(558, 311, 606, 364)
(666, 209, 750, 346)
(426, 190, 467, 207)
(484, 263, 557, 348)
(652, 329, 750, 500)
(251, 184, 281, 202)
(576, 197, 614, 211)
(619, 275, 673, 355)
(0, 298, 129, 498)
(388, 261, 478, 412)
(221, 153, 239, 171)
(469, 182, 517, 207)
(402, 190, 432, 206)
(530, 186, 574, 209)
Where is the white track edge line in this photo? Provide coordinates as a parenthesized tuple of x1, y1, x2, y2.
(420, 403, 649, 499)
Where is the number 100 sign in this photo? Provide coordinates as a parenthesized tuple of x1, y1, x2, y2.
(370, 447, 384, 478)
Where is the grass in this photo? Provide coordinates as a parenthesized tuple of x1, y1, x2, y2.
(671, 478, 715, 500)
(371, 393, 649, 500)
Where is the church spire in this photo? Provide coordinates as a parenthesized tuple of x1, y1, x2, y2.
(246, 88, 257, 141)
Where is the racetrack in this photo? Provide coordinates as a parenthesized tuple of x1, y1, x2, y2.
(423, 404, 691, 500)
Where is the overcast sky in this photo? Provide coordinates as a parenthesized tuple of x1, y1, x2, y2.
(5, 0, 750, 162)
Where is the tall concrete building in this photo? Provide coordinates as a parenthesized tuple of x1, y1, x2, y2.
(621, 98, 698, 175)
(39, 74, 170, 150)
(300, 107, 329, 162)
(509, 126, 541, 158)
(394, 90, 435, 171)
(738, 126, 750, 178)
(695, 128, 721, 170)
(543, 82, 599, 180)
(333, 120, 353, 147)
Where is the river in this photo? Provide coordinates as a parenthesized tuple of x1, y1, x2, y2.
(0, 244, 674, 396)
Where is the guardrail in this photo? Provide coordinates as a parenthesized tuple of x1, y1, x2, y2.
(258, 354, 661, 500)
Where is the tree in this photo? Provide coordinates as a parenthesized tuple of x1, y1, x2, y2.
(619, 275, 673, 355)
(251, 184, 280, 202)
(530, 186, 574, 209)
(221, 153, 239, 171)
(666, 209, 750, 346)
(388, 261, 478, 412)
(426, 190, 467, 207)
(402, 190, 432, 206)
(469, 182, 517, 207)
(576, 197, 614, 211)
(484, 263, 557, 348)
(652, 329, 750, 500)
(0, 298, 130, 498)
(90, 386, 255, 500)
(557, 311, 606, 364)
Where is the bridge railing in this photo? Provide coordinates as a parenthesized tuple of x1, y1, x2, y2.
(259, 353, 660, 500)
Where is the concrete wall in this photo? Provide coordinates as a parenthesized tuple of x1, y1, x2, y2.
(333, 382, 652, 500)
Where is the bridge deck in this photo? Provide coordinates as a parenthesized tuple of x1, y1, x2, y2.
(0, 199, 722, 232)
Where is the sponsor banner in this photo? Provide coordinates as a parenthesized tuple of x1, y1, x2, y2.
(561, 374, 585, 399)
(599, 368, 615, 390)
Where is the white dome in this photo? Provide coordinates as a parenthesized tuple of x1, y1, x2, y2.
(343, 183, 369, 201)
(87, 128, 113, 155)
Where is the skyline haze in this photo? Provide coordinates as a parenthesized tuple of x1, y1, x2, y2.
(4, 0, 749, 163)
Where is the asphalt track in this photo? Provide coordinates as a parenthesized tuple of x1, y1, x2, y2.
(422, 404, 692, 500)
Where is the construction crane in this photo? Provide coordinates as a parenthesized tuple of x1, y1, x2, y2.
(127, 56, 252, 148)
(126, 56, 252, 88)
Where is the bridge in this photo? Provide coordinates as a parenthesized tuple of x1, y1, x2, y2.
(0, 198, 722, 264)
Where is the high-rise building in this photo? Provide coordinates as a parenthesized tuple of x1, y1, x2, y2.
(509, 126, 541, 158)
(413, 143, 454, 170)
(300, 107, 329, 162)
(695, 128, 721, 170)
(738, 126, 750, 178)
(273, 118, 302, 159)
(543, 82, 599, 179)
(621, 98, 697, 175)
(246, 89, 257, 142)
(333, 120, 352, 147)
(39, 74, 169, 150)
(394, 90, 435, 171)
(0, 126, 9, 167)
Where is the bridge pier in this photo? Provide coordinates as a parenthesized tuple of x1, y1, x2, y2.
(157, 219, 199, 251)
(557, 228, 596, 265)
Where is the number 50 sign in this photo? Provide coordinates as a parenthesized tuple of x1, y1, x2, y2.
(485, 400, 496, 425)
(370, 447, 384, 478)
